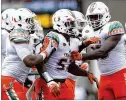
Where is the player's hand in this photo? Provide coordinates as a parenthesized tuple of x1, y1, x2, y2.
(47, 81, 60, 97)
(87, 72, 99, 88)
(71, 51, 82, 61)
(83, 37, 101, 46)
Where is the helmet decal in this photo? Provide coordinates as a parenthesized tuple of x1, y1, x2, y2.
(89, 2, 97, 13)
(14, 18, 17, 22)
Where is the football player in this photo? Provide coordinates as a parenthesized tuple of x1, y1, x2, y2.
(1, 8, 46, 100)
(1, 9, 16, 64)
(71, 11, 99, 85)
(71, 11, 99, 100)
(33, 9, 99, 100)
(79, 1, 126, 100)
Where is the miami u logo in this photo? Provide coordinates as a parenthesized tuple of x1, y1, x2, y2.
(89, 2, 97, 13)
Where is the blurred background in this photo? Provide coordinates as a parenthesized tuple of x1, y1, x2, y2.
(2, 0, 126, 100)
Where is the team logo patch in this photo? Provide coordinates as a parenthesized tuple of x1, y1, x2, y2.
(108, 21, 124, 35)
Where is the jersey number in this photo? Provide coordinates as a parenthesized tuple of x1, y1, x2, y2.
(57, 58, 71, 70)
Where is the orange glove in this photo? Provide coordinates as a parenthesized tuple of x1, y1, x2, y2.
(47, 81, 60, 97)
(71, 51, 82, 61)
(80, 63, 89, 72)
(83, 37, 101, 46)
(87, 72, 99, 88)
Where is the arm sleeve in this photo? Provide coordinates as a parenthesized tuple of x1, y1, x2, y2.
(40, 32, 59, 57)
(108, 21, 125, 37)
(12, 42, 33, 61)
(9, 29, 30, 43)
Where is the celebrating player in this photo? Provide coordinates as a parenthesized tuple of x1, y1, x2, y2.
(1, 8, 45, 100)
(32, 9, 99, 100)
(80, 2, 126, 100)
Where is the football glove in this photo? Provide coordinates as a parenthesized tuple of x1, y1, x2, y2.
(47, 81, 60, 97)
(83, 37, 101, 46)
(71, 51, 82, 61)
(87, 72, 99, 88)
(80, 62, 89, 72)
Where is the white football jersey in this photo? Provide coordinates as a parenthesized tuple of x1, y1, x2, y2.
(2, 29, 33, 83)
(82, 25, 94, 40)
(84, 21, 126, 75)
(1, 29, 10, 64)
(41, 31, 83, 79)
(70, 37, 81, 51)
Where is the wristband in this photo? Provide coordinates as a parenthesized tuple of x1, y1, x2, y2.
(42, 72, 53, 83)
(40, 52, 47, 60)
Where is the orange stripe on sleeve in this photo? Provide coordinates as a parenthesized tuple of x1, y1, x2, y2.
(40, 37, 50, 52)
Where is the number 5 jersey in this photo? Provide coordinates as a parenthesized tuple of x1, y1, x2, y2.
(40, 30, 81, 79)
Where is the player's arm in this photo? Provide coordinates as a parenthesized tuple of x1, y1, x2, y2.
(36, 63, 60, 97)
(36, 32, 60, 97)
(11, 42, 44, 67)
(82, 35, 122, 60)
(68, 61, 99, 87)
(82, 21, 125, 61)
(79, 37, 101, 52)
(10, 30, 44, 67)
(39, 32, 59, 60)
(68, 61, 88, 76)
(35, 32, 59, 80)
(36, 33, 59, 82)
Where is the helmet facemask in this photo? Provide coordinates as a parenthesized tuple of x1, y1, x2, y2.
(25, 18, 35, 30)
(76, 20, 87, 33)
(87, 13, 111, 30)
(87, 14, 104, 30)
(54, 19, 77, 36)
(52, 9, 78, 36)
(64, 20, 77, 36)
(15, 17, 36, 34)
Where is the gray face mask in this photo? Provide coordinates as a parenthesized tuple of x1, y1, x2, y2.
(87, 14, 103, 30)
(25, 18, 35, 30)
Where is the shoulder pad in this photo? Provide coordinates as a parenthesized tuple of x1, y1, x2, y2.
(82, 25, 93, 39)
(108, 21, 125, 36)
(9, 29, 30, 43)
(46, 31, 59, 44)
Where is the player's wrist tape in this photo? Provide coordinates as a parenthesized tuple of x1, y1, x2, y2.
(40, 52, 46, 60)
(42, 72, 53, 83)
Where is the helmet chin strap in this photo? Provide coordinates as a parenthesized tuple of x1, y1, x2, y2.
(89, 19, 105, 31)
(93, 25, 104, 31)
